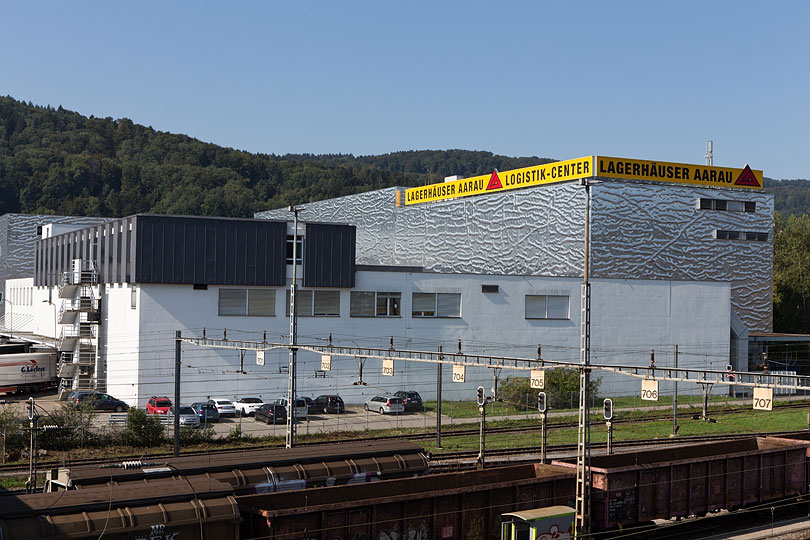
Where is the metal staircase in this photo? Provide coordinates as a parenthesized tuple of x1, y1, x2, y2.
(57, 260, 101, 400)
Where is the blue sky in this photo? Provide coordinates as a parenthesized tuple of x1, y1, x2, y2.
(2, 1, 808, 179)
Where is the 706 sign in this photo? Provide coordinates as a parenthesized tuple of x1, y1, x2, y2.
(641, 380, 659, 401)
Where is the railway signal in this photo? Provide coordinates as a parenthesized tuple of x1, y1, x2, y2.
(476, 386, 487, 469)
(604, 398, 614, 455)
(538, 392, 548, 463)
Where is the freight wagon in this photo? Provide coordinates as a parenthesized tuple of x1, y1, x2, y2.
(238, 463, 576, 540)
(0, 477, 239, 540)
(552, 436, 810, 532)
(45, 439, 429, 495)
(0, 348, 57, 394)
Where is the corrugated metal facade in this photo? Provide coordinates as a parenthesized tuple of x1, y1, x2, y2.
(303, 223, 356, 288)
(134, 215, 286, 286)
(34, 215, 287, 287)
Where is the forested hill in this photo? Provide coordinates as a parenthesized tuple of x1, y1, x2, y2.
(280, 151, 554, 178)
(0, 97, 549, 218)
(0, 96, 806, 219)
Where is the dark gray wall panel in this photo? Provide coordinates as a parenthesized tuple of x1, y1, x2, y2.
(303, 223, 356, 288)
(134, 215, 286, 286)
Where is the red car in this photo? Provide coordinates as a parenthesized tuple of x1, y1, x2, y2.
(147, 396, 172, 414)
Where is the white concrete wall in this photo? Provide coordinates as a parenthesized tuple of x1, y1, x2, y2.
(3, 278, 36, 333)
(120, 271, 731, 407)
(103, 284, 141, 404)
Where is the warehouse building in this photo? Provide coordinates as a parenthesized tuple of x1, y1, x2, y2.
(7, 155, 773, 406)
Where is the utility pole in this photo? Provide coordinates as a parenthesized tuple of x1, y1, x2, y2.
(436, 346, 443, 449)
(575, 178, 595, 537)
(673, 344, 678, 436)
(286, 206, 300, 449)
(174, 331, 181, 457)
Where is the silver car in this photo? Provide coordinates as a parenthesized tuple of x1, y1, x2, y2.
(364, 395, 404, 415)
(170, 406, 201, 428)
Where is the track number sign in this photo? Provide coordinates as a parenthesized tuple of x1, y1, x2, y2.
(256, 350, 265, 366)
(753, 387, 773, 411)
(530, 370, 545, 389)
(382, 358, 394, 376)
(452, 364, 466, 383)
(641, 380, 659, 401)
(320, 355, 332, 371)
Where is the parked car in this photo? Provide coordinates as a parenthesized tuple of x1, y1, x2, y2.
(207, 398, 237, 417)
(313, 394, 345, 414)
(169, 405, 201, 428)
(190, 402, 220, 423)
(234, 397, 264, 416)
(72, 392, 129, 412)
(393, 390, 424, 412)
(254, 403, 287, 424)
(364, 395, 404, 415)
(146, 396, 172, 415)
(66, 390, 101, 407)
(302, 396, 318, 414)
(274, 397, 308, 420)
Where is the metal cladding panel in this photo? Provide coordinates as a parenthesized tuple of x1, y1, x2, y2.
(134, 216, 286, 286)
(303, 222, 356, 288)
(257, 181, 773, 332)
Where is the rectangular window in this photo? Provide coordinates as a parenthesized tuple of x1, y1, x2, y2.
(248, 289, 275, 316)
(219, 289, 276, 316)
(713, 230, 768, 242)
(286, 290, 340, 316)
(350, 291, 375, 317)
(526, 295, 570, 319)
(412, 293, 461, 318)
(376, 292, 401, 317)
(286, 236, 303, 265)
(697, 198, 756, 213)
(350, 291, 401, 317)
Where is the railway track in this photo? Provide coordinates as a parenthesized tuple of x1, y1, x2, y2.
(0, 402, 806, 479)
(429, 430, 800, 464)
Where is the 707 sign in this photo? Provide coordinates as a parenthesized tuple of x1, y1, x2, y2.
(753, 387, 773, 411)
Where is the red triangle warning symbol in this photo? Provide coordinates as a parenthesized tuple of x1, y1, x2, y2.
(734, 165, 760, 187)
(486, 170, 503, 190)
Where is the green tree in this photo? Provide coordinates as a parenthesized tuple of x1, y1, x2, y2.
(773, 212, 810, 333)
(498, 368, 601, 410)
(123, 407, 165, 447)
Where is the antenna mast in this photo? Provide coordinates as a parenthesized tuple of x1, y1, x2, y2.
(705, 140, 713, 166)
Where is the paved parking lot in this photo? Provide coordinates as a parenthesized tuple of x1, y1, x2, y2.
(1, 391, 447, 438)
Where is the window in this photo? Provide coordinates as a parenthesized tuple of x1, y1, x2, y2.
(713, 230, 768, 242)
(350, 292, 401, 317)
(218, 289, 276, 316)
(526, 295, 569, 319)
(697, 198, 756, 213)
(286, 235, 303, 265)
(286, 290, 340, 316)
(412, 293, 461, 318)
(377, 292, 401, 317)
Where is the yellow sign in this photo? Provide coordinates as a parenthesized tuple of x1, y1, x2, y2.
(595, 156, 763, 190)
(403, 156, 594, 205)
(382, 358, 394, 376)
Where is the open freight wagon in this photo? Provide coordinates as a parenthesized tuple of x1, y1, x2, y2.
(238, 463, 575, 540)
(552, 436, 810, 531)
